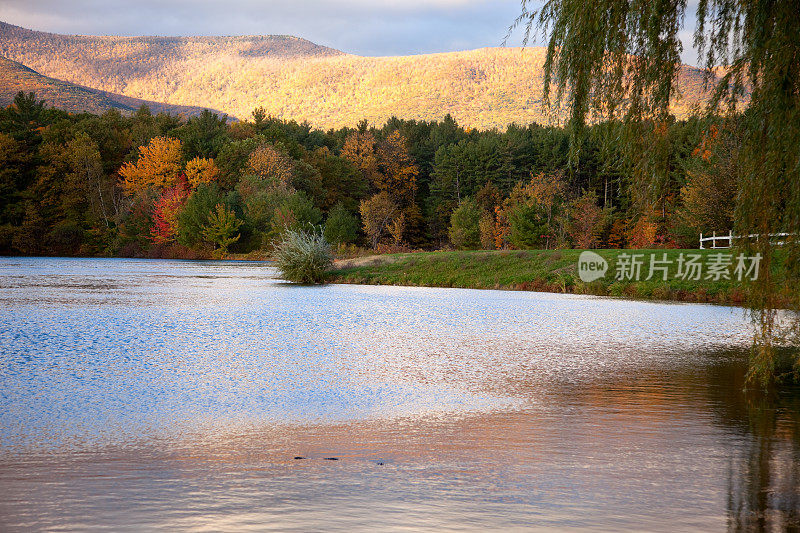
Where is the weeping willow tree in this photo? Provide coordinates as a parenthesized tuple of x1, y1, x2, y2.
(510, 0, 799, 385)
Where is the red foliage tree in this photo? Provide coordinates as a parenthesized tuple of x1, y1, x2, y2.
(150, 176, 189, 244)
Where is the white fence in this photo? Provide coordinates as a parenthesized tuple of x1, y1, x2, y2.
(699, 231, 796, 249)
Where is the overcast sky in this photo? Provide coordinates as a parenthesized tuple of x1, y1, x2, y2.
(0, 0, 701, 64)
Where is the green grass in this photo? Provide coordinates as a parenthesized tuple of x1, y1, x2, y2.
(329, 248, 796, 307)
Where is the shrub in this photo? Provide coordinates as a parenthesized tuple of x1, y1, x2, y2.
(274, 228, 332, 284)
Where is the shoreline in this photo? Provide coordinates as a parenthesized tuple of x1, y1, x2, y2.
(327, 249, 796, 308)
(3, 250, 793, 308)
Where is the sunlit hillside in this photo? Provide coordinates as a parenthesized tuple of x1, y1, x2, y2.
(0, 21, 732, 128)
(0, 55, 226, 117)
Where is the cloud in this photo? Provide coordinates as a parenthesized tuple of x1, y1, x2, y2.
(0, 0, 702, 64)
(0, 0, 530, 56)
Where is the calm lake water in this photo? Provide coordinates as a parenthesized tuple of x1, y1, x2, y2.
(1, 257, 798, 531)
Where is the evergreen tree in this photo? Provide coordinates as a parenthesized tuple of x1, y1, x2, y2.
(201, 203, 242, 258)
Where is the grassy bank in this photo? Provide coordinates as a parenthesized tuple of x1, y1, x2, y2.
(329, 248, 796, 307)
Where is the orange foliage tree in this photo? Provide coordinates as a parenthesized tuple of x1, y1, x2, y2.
(567, 191, 603, 249)
(376, 130, 418, 206)
(677, 124, 738, 234)
(493, 204, 511, 249)
(119, 137, 182, 195)
(341, 131, 381, 186)
(342, 130, 418, 207)
(525, 171, 567, 228)
(360, 191, 399, 249)
(185, 157, 219, 188)
(626, 208, 659, 248)
(246, 143, 294, 187)
(607, 218, 627, 248)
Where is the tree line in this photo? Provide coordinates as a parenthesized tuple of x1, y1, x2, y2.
(0, 91, 740, 258)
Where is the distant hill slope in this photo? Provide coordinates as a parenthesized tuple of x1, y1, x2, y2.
(0, 55, 228, 118)
(0, 21, 735, 130)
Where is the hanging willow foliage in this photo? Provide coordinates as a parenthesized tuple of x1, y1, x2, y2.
(510, 0, 800, 385)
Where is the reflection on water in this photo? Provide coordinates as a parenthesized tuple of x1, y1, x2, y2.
(0, 257, 798, 531)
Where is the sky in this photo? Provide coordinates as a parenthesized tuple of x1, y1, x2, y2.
(0, 0, 701, 64)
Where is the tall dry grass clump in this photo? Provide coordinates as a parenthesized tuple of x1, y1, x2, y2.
(274, 229, 332, 284)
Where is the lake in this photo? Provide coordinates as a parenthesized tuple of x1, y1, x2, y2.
(1, 257, 798, 531)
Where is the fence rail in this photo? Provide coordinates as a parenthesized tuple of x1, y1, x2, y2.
(699, 231, 796, 249)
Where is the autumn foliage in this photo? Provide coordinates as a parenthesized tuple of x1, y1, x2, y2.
(626, 209, 659, 249)
(343, 130, 418, 207)
(375, 130, 418, 206)
(119, 137, 183, 195)
(185, 157, 219, 188)
(150, 178, 189, 244)
(0, 91, 744, 261)
(0, 24, 734, 131)
(247, 143, 294, 187)
(567, 191, 603, 249)
(341, 131, 380, 185)
(360, 191, 399, 249)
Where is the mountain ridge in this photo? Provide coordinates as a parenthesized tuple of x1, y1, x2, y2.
(0, 21, 342, 54)
(0, 21, 735, 129)
(0, 55, 228, 118)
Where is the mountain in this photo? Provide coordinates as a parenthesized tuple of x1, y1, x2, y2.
(0, 55, 228, 118)
(0, 21, 733, 130)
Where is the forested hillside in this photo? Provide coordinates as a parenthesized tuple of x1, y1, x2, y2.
(0, 56, 225, 117)
(0, 21, 734, 129)
(0, 92, 737, 259)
